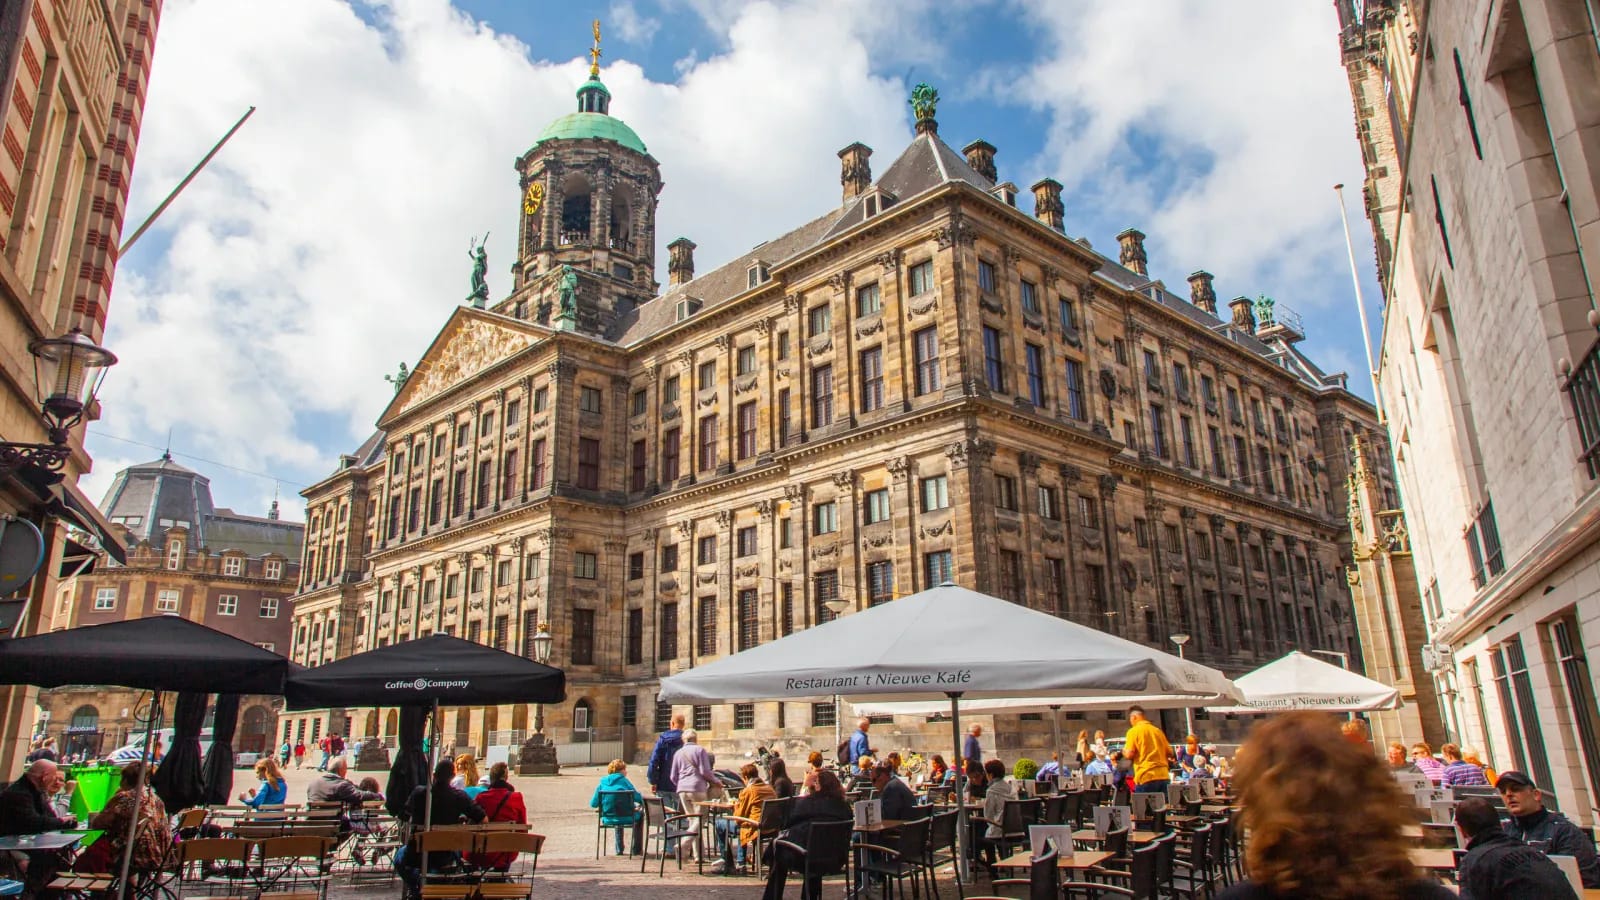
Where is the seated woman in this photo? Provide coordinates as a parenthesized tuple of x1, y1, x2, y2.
(712, 763, 774, 874)
(468, 763, 527, 869)
(589, 759, 643, 857)
(239, 756, 288, 808)
(451, 754, 486, 799)
(397, 761, 486, 900)
(768, 758, 797, 800)
(964, 758, 989, 799)
(762, 769, 851, 900)
(927, 754, 949, 787)
(976, 759, 1016, 875)
(75, 764, 171, 874)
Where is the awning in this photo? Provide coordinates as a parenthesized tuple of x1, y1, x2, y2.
(48, 478, 126, 564)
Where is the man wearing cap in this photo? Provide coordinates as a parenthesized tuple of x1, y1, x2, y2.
(1497, 770, 1600, 888)
(1454, 796, 1576, 899)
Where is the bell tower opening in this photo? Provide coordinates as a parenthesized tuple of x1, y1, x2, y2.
(610, 190, 633, 251)
(560, 172, 593, 244)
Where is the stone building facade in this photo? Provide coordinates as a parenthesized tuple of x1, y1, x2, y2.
(1338, 0, 1600, 821)
(0, 0, 164, 774)
(36, 455, 301, 759)
(290, 56, 1388, 762)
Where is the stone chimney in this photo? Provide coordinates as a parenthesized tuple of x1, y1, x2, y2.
(1229, 296, 1257, 335)
(838, 142, 873, 202)
(1031, 178, 1064, 231)
(1117, 228, 1148, 277)
(1187, 270, 1217, 314)
(963, 140, 997, 184)
(668, 237, 697, 286)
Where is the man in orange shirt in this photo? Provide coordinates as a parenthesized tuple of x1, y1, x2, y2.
(1123, 705, 1174, 794)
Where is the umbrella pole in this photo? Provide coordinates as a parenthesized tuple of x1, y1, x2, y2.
(424, 699, 439, 829)
(949, 692, 969, 884)
(1050, 704, 1062, 780)
(115, 690, 159, 900)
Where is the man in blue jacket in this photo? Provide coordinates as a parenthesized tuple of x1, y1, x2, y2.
(849, 718, 873, 776)
(1498, 770, 1600, 888)
(646, 712, 685, 797)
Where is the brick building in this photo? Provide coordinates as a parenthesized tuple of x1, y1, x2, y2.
(289, 51, 1389, 762)
(1338, 0, 1600, 821)
(0, 0, 163, 774)
(36, 454, 301, 759)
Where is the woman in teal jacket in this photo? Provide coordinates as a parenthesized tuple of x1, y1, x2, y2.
(590, 759, 643, 856)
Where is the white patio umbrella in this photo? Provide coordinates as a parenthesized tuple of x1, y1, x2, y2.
(1205, 650, 1400, 714)
(657, 583, 1243, 879)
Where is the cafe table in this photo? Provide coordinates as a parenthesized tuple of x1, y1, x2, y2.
(0, 833, 86, 852)
(995, 849, 1114, 871)
(854, 819, 905, 834)
(1408, 848, 1458, 871)
(1072, 829, 1160, 845)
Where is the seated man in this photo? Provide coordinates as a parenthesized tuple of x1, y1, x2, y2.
(871, 762, 920, 821)
(1498, 770, 1600, 888)
(1084, 751, 1114, 778)
(309, 756, 383, 841)
(1454, 796, 1577, 899)
(1036, 752, 1063, 782)
(711, 763, 774, 874)
(0, 761, 77, 894)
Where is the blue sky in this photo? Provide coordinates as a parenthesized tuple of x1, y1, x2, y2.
(81, 0, 1383, 522)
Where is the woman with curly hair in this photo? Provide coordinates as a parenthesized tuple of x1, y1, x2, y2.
(1217, 712, 1454, 900)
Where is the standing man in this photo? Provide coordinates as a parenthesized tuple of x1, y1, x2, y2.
(1497, 771, 1600, 887)
(646, 712, 685, 797)
(849, 718, 873, 777)
(1123, 705, 1173, 794)
(962, 724, 983, 767)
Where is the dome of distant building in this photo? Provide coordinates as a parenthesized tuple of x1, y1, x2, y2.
(534, 75, 648, 155)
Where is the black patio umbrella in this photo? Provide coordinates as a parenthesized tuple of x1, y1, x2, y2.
(0, 616, 295, 899)
(200, 694, 241, 806)
(150, 691, 207, 812)
(286, 633, 565, 825)
(385, 705, 429, 819)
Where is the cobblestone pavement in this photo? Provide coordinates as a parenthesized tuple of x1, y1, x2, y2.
(271, 762, 891, 898)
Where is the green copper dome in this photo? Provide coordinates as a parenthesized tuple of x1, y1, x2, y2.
(535, 111, 647, 154)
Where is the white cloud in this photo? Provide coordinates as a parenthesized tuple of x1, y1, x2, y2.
(609, 1, 661, 45)
(93, 0, 910, 510)
(1008, 1, 1367, 306)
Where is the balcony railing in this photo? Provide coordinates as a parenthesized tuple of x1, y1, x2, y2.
(1563, 331, 1600, 479)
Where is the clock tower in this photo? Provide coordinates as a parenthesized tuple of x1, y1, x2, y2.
(507, 22, 662, 333)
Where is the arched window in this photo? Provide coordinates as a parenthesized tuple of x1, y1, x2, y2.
(385, 709, 398, 736)
(70, 705, 99, 730)
(560, 173, 593, 239)
(573, 699, 593, 732)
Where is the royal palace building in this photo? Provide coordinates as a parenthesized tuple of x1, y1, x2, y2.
(287, 51, 1395, 763)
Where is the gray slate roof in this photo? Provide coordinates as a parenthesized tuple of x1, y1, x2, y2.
(99, 455, 302, 558)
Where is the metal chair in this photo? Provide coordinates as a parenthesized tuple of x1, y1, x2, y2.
(592, 790, 641, 859)
(1069, 840, 1159, 899)
(923, 809, 965, 900)
(978, 840, 1059, 900)
(721, 795, 790, 876)
(770, 818, 854, 900)
(1168, 823, 1213, 899)
(641, 797, 701, 876)
(856, 815, 932, 900)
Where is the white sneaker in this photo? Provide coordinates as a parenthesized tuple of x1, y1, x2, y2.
(707, 860, 727, 874)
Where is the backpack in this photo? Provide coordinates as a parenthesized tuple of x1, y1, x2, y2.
(836, 738, 852, 767)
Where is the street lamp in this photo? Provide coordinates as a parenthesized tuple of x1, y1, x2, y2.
(1170, 634, 1194, 737)
(1, 327, 116, 481)
(530, 626, 553, 737)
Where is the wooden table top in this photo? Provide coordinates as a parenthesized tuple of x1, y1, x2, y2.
(1408, 848, 1457, 871)
(1400, 823, 1424, 838)
(996, 849, 1114, 870)
(853, 819, 905, 833)
(1073, 829, 1160, 844)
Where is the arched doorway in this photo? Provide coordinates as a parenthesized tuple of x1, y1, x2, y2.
(64, 704, 100, 759)
(240, 705, 271, 754)
(481, 706, 499, 755)
(510, 704, 528, 739)
(572, 699, 593, 735)
(384, 709, 398, 738)
(364, 709, 379, 739)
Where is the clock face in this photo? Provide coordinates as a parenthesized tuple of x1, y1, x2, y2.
(523, 182, 544, 216)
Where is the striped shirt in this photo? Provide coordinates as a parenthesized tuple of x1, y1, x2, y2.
(1441, 759, 1489, 787)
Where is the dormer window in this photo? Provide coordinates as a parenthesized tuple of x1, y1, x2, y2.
(223, 556, 242, 577)
(675, 297, 703, 322)
(861, 189, 896, 219)
(166, 541, 183, 571)
(747, 263, 770, 289)
(865, 195, 878, 217)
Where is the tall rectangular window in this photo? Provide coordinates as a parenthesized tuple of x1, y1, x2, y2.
(863, 488, 890, 525)
(737, 401, 758, 459)
(994, 474, 1017, 511)
(631, 389, 647, 416)
(997, 550, 1021, 602)
(738, 589, 759, 650)
(778, 389, 792, 445)
(660, 428, 680, 482)
(1077, 496, 1098, 528)
(577, 438, 600, 490)
(977, 259, 997, 293)
(659, 602, 678, 660)
(627, 552, 645, 581)
(856, 282, 881, 317)
(662, 376, 679, 404)
(631, 439, 647, 491)
(571, 609, 594, 664)
(407, 487, 421, 531)
(698, 361, 717, 392)
(924, 550, 953, 586)
(808, 304, 831, 337)
(913, 327, 940, 395)
(814, 570, 840, 622)
(1037, 485, 1060, 520)
(660, 544, 678, 572)
(859, 347, 884, 411)
(813, 501, 838, 535)
(500, 449, 519, 499)
(1046, 557, 1067, 615)
(428, 477, 443, 525)
(1150, 404, 1168, 458)
(474, 463, 491, 508)
(921, 475, 949, 512)
(1059, 297, 1077, 331)
(529, 439, 547, 490)
(908, 259, 933, 295)
(737, 526, 758, 557)
(1086, 565, 1106, 612)
(780, 583, 794, 635)
(1019, 279, 1039, 315)
(1550, 618, 1600, 803)
(697, 596, 717, 656)
(697, 535, 717, 565)
(1209, 427, 1226, 477)
(736, 344, 757, 376)
(693, 705, 712, 731)
(579, 386, 602, 414)
(1065, 359, 1086, 421)
(982, 327, 1006, 391)
(811, 365, 834, 427)
(698, 414, 719, 472)
(867, 561, 894, 606)
(574, 552, 598, 579)
(493, 614, 509, 651)
(1492, 638, 1552, 787)
(1180, 415, 1196, 468)
(1234, 436, 1250, 482)
(1025, 343, 1045, 406)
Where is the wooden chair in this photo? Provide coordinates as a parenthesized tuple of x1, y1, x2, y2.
(416, 830, 479, 900)
(254, 836, 334, 900)
(471, 832, 543, 900)
(175, 836, 251, 898)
